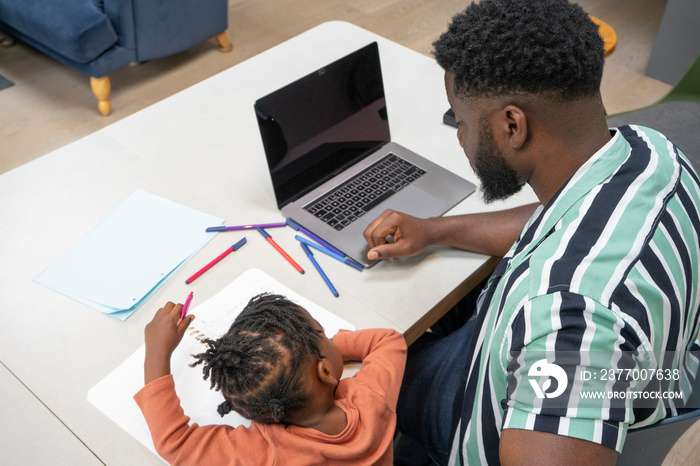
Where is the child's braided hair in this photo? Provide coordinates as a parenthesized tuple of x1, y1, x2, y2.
(190, 293, 324, 424)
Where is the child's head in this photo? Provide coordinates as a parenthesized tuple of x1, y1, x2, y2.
(191, 293, 336, 424)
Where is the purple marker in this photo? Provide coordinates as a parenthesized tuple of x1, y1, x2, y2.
(206, 222, 287, 232)
(285, 218, 345, 256)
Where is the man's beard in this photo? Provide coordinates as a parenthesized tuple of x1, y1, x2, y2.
(474, 120, 523, 203)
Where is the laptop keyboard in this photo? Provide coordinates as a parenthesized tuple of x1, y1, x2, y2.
(303, 153, 426, 231)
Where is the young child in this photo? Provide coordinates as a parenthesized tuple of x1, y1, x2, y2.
(134, 293, 407, 465)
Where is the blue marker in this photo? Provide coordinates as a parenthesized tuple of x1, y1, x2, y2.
(300, 243, 339, 297)
(295, 235, 364, 271)
(285, 218, 346, 257)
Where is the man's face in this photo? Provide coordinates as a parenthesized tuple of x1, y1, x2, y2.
(445, 73, 522, 203)
(473, 117, 523, 202)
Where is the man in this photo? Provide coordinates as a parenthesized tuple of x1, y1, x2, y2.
(363, 0, 700, 464)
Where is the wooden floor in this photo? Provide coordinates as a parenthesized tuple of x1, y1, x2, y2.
(0, 0, 674, 176)
(0, 0, 697, 463)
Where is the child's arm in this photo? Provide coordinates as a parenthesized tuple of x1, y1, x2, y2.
(333, 329, 407, 408)
(137, 302, 271, 464)
(135, 374, 273, 464)
(143, 301, 195, 385)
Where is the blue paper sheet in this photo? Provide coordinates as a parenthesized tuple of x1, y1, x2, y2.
(33, 190, 223, 320)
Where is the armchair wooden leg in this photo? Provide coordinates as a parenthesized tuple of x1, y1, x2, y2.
(90, 76, 111, 116)
(211, 31, 233, 52)
(0, 33, 15, 48)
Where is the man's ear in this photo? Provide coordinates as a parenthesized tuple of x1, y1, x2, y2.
(316, 359, 339, 387)
(501, 104, 528, 150)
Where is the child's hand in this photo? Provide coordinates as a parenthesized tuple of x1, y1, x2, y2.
(144, 301, 195, 385)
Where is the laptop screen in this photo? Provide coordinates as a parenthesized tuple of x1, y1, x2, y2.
(255, 42, 390, 208)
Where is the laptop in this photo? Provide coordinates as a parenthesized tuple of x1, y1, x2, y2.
(255, 42, 475, 267)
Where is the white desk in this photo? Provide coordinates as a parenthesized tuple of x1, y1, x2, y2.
(0, 22, 537, 465)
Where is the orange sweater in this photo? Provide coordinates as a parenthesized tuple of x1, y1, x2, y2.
(134, 328, 407, 465)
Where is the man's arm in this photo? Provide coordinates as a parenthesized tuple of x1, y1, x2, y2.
(363, 203, 539, 260)
(500, 429, 618, 465)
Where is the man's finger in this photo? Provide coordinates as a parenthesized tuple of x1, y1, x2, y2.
(368, 240, 410, 260)
(363, 210, 396, 248)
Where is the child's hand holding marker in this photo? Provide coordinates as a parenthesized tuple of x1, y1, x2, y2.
(178, 291, 193, 324)
(143, 295, 195, 384)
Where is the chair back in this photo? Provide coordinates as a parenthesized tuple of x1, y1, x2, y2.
(616, 371, 700, 466)
(659, 54, 700, 104)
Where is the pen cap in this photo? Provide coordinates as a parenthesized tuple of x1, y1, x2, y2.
(286, 218, 302, 230)
(232, 237, 248, 250)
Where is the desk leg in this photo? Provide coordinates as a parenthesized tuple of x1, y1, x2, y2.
(90, 76, 111, 116)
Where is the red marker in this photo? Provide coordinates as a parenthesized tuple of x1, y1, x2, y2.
(185, 237, 247, 284)
(256, 227, 304, 274)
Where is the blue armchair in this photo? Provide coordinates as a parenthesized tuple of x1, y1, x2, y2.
(0, 0, 231, 115)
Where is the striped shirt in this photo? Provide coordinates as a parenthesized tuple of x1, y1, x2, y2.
(449, 126, 700, 465)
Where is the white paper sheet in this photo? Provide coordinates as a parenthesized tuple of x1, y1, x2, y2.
(87, 269, 355, 459)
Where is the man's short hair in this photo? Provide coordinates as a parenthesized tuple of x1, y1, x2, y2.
(434, 0, 605, 100)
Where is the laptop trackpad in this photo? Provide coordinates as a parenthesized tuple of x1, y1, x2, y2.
(360, 185, 449, 226)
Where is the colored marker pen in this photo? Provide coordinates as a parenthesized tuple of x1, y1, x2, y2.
(256, 227, 304, 274)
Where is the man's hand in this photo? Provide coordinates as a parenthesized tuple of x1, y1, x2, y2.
(363, 204, 540, 260)
(363, 209, 434, 260)
(143, 301, 194, 385)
